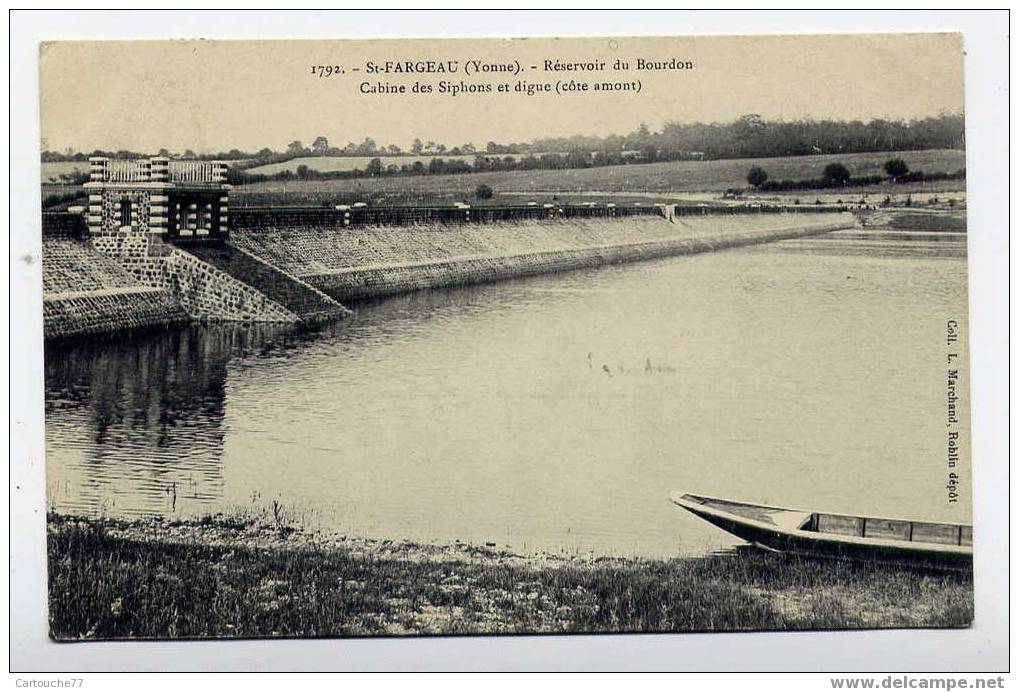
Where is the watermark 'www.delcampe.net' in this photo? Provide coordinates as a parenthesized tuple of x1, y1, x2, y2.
(831, 677, 1006, 690)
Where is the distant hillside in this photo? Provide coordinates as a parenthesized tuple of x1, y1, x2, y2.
(232, 149, 967, 207)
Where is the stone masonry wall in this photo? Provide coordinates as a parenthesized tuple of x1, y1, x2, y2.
(89, 233, 297, 323)
(44, 288, 188, 340)
(309, 219, 855, 301)
(138, 249, 298, 323)
(43, 232, 298, 340)
(183, 243, 349, 322)
(43, 239, 140, 294)
(231, 213, 857, 302)
(45, 211, 857, 338)
(42, 212, 86, 239)
(42, 238, 188, 340)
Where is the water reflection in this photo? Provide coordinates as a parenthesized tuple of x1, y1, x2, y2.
(46, 326, 267, 516)
(45, 230, 970, 557)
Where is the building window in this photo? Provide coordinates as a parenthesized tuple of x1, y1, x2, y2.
(119, 197, 132, 227)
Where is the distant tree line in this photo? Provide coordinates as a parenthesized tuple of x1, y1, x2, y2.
(743, 157, 966, 193)
(41, 113, 964, 167)
(645, 114, 965, 160)
(225, 149, 658, 185)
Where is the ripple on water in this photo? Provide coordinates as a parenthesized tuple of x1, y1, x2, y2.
(45, 235, 971, 557)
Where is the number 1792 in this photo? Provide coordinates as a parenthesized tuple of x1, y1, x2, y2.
(310, 65, 343, 77)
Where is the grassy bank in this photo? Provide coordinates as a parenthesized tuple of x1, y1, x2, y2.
(230, 149, 966, 208)
(48, 514, 972, 640)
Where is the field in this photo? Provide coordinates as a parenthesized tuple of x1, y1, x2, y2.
(41, 161, 90, 182)
(40, 149, 967, 210)
(48, 513, 972, 639)
(233, 149, 967, 207)
(246, 154, 478, 175)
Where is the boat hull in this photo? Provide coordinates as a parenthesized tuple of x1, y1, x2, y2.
(674, 494, 972, 571)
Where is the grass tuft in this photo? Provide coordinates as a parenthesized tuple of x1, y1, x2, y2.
(47, 515, 973, 640)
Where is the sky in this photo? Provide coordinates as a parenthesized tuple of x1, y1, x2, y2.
(39, 33, 965, 154)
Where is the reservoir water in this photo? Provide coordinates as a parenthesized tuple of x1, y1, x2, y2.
(44, 229, 970, 557)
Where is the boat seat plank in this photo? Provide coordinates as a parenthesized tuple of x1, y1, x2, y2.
(817, 513, 864, 537)
(864, 518, 911, 541)
(912, 522, 962, 546)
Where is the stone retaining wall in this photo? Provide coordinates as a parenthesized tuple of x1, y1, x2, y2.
(43, 287, 188, 340)
(43, 234, 297, 340)
(87, 234, 297, 323)
(232, 213, 857, 302)
(42, 238, 189, 340)
(42, 212, 86, 239)
(309, 220, 854, 301)
(141, 249, 299, 323)
(184, 243, 349, 322)
(44, 211, 858, 338)
(230, 204, 667, 230)
(43, 239, 140, 294)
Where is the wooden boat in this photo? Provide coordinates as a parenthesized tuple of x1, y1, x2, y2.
(670, 492, 972, 570)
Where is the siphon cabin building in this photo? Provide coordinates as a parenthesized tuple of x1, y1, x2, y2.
(84, 156, 230, 240)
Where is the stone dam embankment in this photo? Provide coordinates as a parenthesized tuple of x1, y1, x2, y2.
(42, 211, 856, 339)
(230, 212, 856, 302)
(41, 233, 303, 340)
(42, 238, 189, 340)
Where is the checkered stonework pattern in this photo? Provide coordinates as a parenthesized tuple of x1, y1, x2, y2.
(85, 156, 230, 240)
(98, 190, 152, 234)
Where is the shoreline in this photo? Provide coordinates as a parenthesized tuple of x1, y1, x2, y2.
(43, 211, 855, 340)
(48, 513, 973, 640)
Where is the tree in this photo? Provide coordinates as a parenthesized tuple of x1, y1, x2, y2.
(733, 114, 766, 156)
(312, 136, 330, 155)
(632, 122, 653, 148)
(475, 184, 494, 200)
(287, 140, 305, 156)
(822, 162, 851, 185)
(411, 138, 424, 154)
(356, 137, 378, 156)
(883, 158, 909, 180)
(746, 165, 768, 188)
(366, 158, 383, 176)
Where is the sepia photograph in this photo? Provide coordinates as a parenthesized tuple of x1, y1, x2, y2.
(36, 31, 975, 641)
(9, 11, 1010, 674)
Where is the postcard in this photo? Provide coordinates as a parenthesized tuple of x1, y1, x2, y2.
(39, 32, 972, 640)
